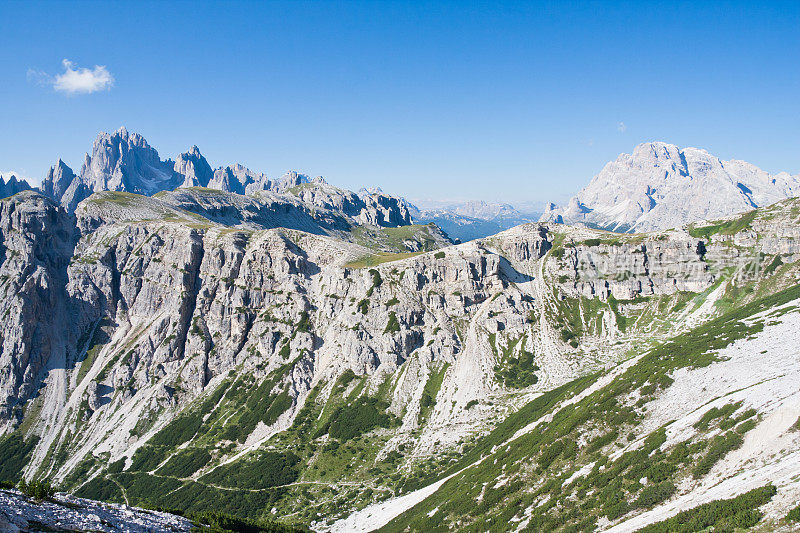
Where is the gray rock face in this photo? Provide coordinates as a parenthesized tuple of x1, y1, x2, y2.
(290, 180, 412, 227)
(0, 489, 194, 533)
(0, 192, 78, 426)
(207, 164, 269, 194)
(80, 127, 180, 196)
(359, 190, 412, 227)
(0, 187, 447, 433)
(0, 175, 33, 200)
(155, 186, 418, 237)
(543, 142, 800, 232)
(546, 232, 714, 300)
(174, 146, 214, 188)
(41, 159, 76, 201)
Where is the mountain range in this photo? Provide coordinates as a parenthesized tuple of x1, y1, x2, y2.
(37, 127, 406, 217)
(2, 132, 800, 532)
(0, 174, 32, 199)
(10, 132, 800, 242)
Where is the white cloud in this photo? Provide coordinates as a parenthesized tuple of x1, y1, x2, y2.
(54, 59, 114, 94)
(617, 121, 627, 133)
(28, 59, 114, 95)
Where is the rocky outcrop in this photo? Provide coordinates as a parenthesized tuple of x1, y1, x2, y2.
(358, 190, 412, 227)
(290, 180, 412, 228)
(0, 192, 79, 428)
(207, 164, 268, 194)
(542, 142, 800, 232)
(546, 234, 714, 300)
(0, 489, 195, 533)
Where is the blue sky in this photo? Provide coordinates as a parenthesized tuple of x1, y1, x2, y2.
(1, 1, 798, 205)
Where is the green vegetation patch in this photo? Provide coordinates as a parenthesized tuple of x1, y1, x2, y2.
(692, 431, 744, 478)
(493, 335, 538, 389)
(156, 448, 213, 478)
(76, 318, 111, 385)
(787, 503, 800, 522)
(202, 451, 301, 490)
(74, 475, 125, 503)
(418, 363, 450, 424)
(181, 510, 305, 533)
(693, 401, 743, 431)
(637, 484, 776, 533)
(324, 396, 397, 442)
(87, 191, 144, 207)
(383, 311, 401, 334)
(688, 210, 757, 239)
(0, 434, 39, 483)
(345, 252, 423, 269)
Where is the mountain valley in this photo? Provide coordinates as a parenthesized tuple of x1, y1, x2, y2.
(1, 132, 800, 532)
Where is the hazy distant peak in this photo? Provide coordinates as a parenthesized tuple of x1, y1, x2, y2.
(542, 142, 800, 232)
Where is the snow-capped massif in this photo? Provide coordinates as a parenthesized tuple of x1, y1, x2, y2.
(541, 141, 800, 232)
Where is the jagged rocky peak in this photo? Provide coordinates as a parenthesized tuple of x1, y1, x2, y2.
(0, 174, 33, 199)
(174, 145, 213, 188)
(542, 141, 800, 233)
(207, 163, 273, 195)
(52, 127, 181, 210)
(359, 188, 412, 227)
(279, 175, 411, 227)
(270, 170, 310, 192)
(80, 127, 179, 195)
(41, 159, 76, 201)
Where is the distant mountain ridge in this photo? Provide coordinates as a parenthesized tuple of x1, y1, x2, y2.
(11, 135, 800, 238)
(39, 127, 318, 210)
(15, 127, 416, 234)
(0, 174, 32, 199)
(410, 200, 540, 242)
(541, 141, 800, 232)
